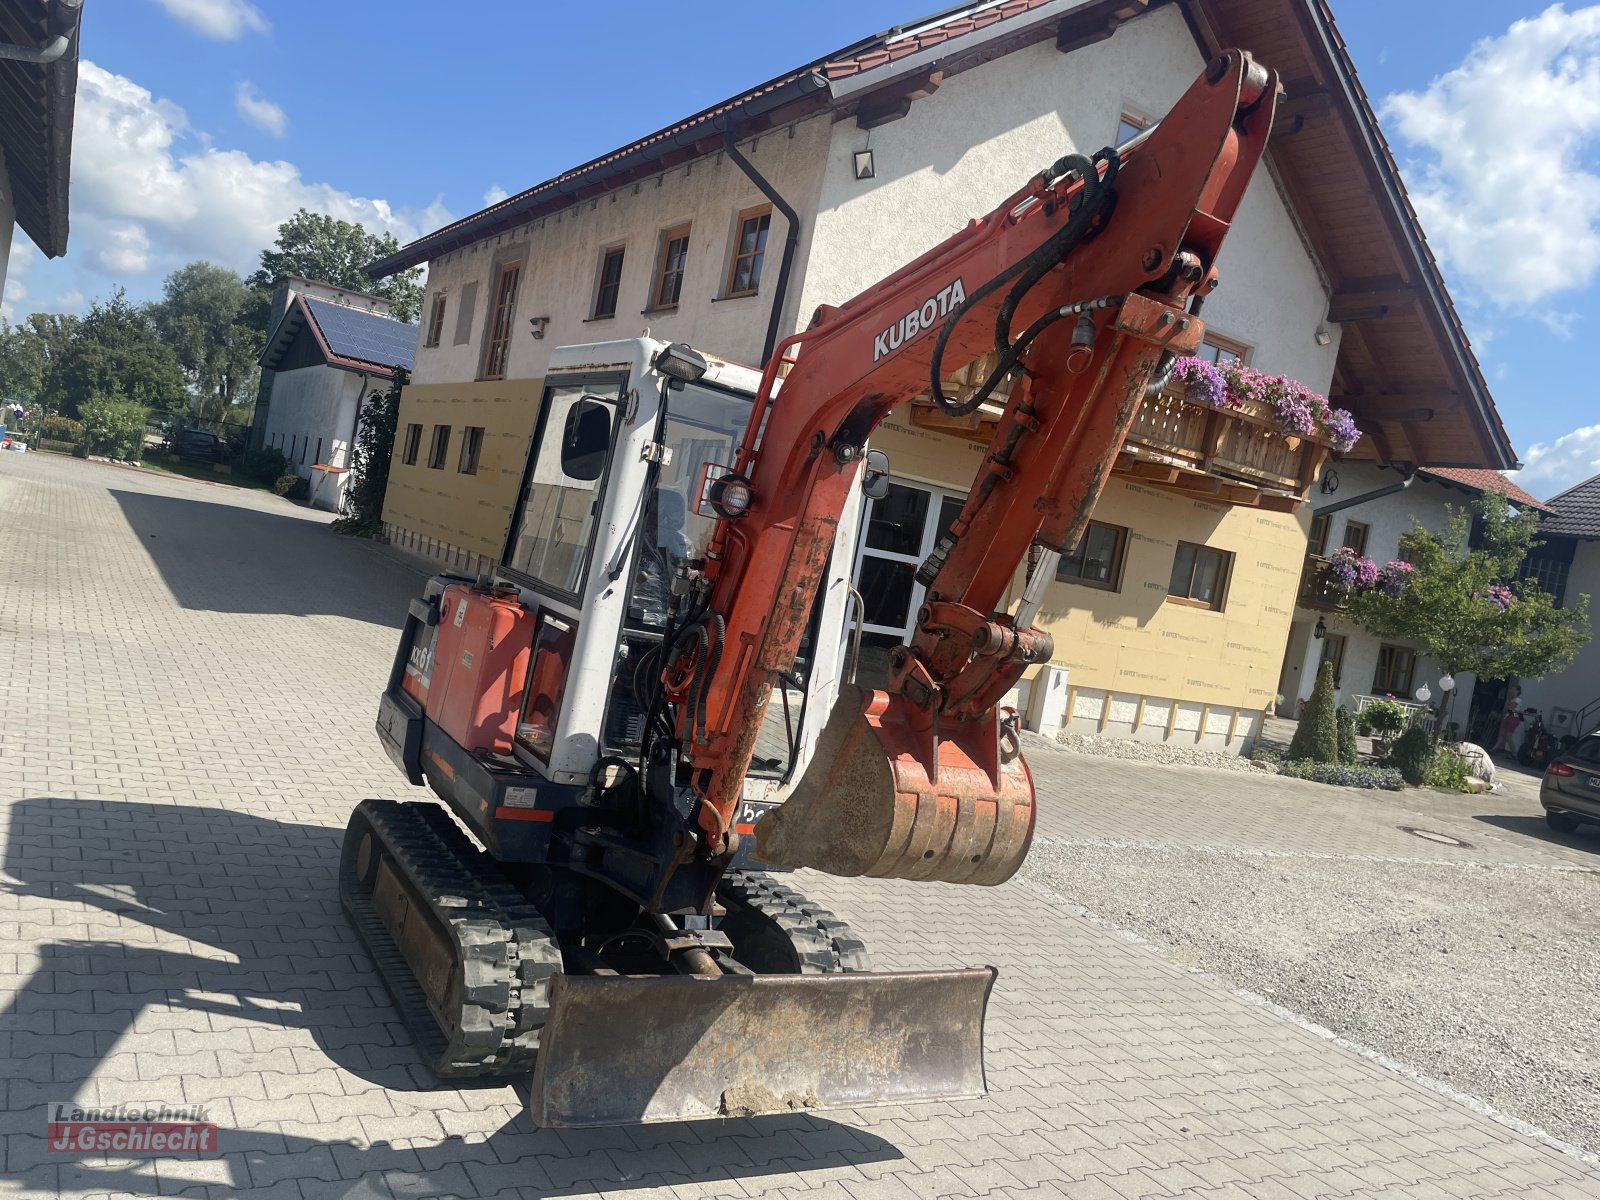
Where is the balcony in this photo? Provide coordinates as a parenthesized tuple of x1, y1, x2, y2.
(906, 360, 1340, 511)
(1296, 553, 1344, 611)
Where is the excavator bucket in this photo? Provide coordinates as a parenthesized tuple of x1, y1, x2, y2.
(754, 686, 1035, 884)
(530, 966, 995, 1126)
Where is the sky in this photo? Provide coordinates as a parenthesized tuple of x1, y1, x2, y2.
(7, 0, 1599, 499)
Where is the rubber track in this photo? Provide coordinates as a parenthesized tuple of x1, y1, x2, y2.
(339, 799, 563, 1079)
(718, 871, 873, 973)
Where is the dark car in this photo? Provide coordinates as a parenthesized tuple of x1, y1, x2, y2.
(173, 428, 222, 463)
(1540, 731, 1600, 834)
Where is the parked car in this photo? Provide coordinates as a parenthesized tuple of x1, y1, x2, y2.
(1540, 731, 1600, 834)
(173, 428, 223, 463)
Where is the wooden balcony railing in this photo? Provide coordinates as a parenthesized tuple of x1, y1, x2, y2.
(1297, 553, 1344, 611)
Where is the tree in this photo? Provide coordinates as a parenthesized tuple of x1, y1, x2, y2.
(1343, 492, 1591, 686)
(248, 209, 423, 324)
(1335, 705, 1357, 765)
(47, 291, 185, 419)
(0, 320, 49, 407)
(80, 391, 148, 462)
(1289, 660, 1340, 763)
(152, 262, 262, 422)
(333, 368, 405, 539)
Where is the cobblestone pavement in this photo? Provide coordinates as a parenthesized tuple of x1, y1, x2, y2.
(2, 450, 1598, 1200)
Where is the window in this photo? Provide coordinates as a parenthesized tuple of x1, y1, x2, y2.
(1520, 555, 1571, 606)
(504, 380, 623, 596)
(458, 425, 484, 475)
(1308, 512, 1330, 556)
(401, 423, 422, 465)
(651, 224, 691, 310)
(1167, 542, 1232, 610)
(1341, 521, 1369, 556)
(454, 280, 478, 346)
(314, 437, 323, 465)
(1115, 113, 1147, 146)
(1055, 521, 1127, 590)
(481, 262, 521, 380)
(300, 437, 308, 465)
(425, 293, 447, 347)
(592, 246, 625, 320)
(1194, 334, 1248, 366)
(1372, 644, 1415, 695)
(1318, 632, 1346, 687)
(427, 424, 451, 470)
(725, 207, 770, 297)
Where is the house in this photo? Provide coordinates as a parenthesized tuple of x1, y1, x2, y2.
(255, 281, 416, 511)
(363, 0, 1514, 751)
(1519, 473, 1600, 739)
(1278, 465, 1553, 741)
(0, 0, 83, 297)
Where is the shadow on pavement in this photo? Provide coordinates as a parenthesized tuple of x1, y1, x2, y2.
(1, 797, 903, 1196)
(109, 488, 425, 622)
(1472, 811, 1600, 853)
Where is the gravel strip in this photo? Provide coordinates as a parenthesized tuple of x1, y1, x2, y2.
(1053, 730, 1276, 773)
(1021, 831, 1600, 1154)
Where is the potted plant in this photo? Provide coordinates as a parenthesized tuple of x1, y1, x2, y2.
(1362, 698, 1406, 754)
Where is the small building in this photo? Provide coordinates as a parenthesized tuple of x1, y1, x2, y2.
(1520, 473, 1600, 739)
(0, 0, 83, 298)
(255, 285, 416, 510)
(364, 0, 1516, 752)
(1279, 465, 1562, 741)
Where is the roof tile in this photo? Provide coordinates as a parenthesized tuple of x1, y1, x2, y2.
(1540, 472, 1600, 538)
(1418, 467, 1549, 512)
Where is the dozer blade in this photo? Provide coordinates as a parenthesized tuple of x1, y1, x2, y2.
(754, 685, 1035, 884)
(530, 967, 995, 1127)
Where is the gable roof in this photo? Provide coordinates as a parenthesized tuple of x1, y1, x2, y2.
(1540, 473, 1600, 539)
(1415, 467, 1549, 513)
(260, 294, 417, 377)
(0, 0, 83, 258)
(367, 0, 1514, 471)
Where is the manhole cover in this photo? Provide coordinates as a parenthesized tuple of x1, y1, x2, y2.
(1399, 825, 1471, 848)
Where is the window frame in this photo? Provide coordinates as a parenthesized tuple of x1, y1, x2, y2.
(1318, 632, 1346, 688)
(401, 423, 422, 466)
(1054, 520, 1128, 592)
(427, 424, 451, 471)
(1166, 541, 1233, 611)
(1194, 333, 1251, 366)
(1308, 512, 1330, 557)
(723, 205, 772, 299)
(1341, 521, 1370, 556)
(458, 425, 484, 476)
(590, 244, 626, 321)
(424, 293, 447, 348)
(480, 260, 522, 381)
(648, 223, 692, 312)
(1115, 111, 1150, 147)
(1372, 643, 1416, 696)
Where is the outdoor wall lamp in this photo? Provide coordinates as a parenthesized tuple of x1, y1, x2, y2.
(853, 149, 876, 180)
(1414, 684, 1432, 703)
(1314, 325, 1332, 346)
(528, 315, 551, 339)
(1438, 674, 1456, 692)
(1313, 617, 1327, 640)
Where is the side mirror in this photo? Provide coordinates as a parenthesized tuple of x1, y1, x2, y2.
(862, 448, 891, 501)
(560, 398, 612, 481)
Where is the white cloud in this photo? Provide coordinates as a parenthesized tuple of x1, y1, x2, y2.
(68, 62, 451, 284)
(150, 0, 269, 40)
(1382, 5, 1600, 304)
(234, 82, 286, 138)
(2, 278, 25, 322)
(1513, 423, 1600, 496)
(482, 184, 510, 207)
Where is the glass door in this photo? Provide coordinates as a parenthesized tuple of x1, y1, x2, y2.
(851, 480, 964, 687)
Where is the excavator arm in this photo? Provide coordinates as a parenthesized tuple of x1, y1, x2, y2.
(666, 51, 1279, 881)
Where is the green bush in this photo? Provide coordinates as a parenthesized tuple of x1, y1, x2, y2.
(80, 393, 147, 462)
(1278, 760, 1405, 790)
(1362, 699, 1406, 736)
(1425, 745, 1472, 792)
(1388, 725, 1433, 785)
(40, 413, 85, 443)
(1336, 705, 1357, 765)
(273, 473, 303, 497)
(242, 447, 290, 485)
(1288, 660, 1340, 764)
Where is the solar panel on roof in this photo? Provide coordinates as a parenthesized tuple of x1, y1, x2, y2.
(303, 297, 418, 370)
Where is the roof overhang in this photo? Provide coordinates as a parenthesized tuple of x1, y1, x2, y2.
(0, 0, 83, 258)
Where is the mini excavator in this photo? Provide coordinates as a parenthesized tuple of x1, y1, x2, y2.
(342, 51, 1279, 1127)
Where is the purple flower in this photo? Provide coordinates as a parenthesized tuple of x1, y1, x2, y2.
(1171, 356, 1228, 409)
(1326, 546, 1380, 593)
(1378, 561, 1414, 597)
(1486, 583, 1515, 610)
(1325, 408, 1361, 453)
